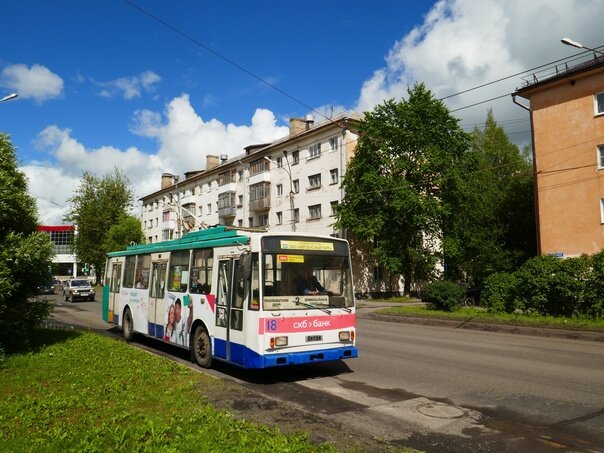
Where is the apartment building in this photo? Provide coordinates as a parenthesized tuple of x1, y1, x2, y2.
(514, 53, 604, 257)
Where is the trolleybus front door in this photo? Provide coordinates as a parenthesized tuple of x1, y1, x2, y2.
(214, 258, 246, 365)
(148, 261, 167, 338)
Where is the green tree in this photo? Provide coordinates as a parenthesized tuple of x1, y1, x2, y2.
(0, 133, 54, 351)
(443, 110, 535, 285)
(102, 214, 145, 254)
(64, 169, 135, 281)
(337, 84, 469, 294)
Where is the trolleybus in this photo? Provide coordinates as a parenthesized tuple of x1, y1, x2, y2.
(103, 226, 357, 369)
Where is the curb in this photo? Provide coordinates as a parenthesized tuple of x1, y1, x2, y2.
(367, 312, 604, 342)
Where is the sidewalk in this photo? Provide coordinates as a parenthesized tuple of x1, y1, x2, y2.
(357, 300, 604, 342)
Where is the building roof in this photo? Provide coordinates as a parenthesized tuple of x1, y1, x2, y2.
(139, 111, 361, 202)
(515, 52, 604, 97)
(37, 225, 75, 232)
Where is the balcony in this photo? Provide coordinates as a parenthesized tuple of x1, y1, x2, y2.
(250, 196, 271, 211)
(218, 206, 236, 218)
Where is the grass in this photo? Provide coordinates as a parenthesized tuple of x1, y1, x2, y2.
(0, 329, 337, 453)
(375, 305, 604, 331)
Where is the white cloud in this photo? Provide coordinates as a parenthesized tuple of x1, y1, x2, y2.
(131, 94, 289, 174)
(27, 95, 288, 224)
(97, 70, 161, 100)
(1, 63, 63, 102)
(355, 0, 604, 140)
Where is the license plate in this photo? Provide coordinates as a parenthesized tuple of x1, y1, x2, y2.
(306, 335, 322, 342)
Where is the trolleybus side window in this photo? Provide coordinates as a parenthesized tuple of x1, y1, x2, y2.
(136, 254, 151, 289)
(168, 251, 190, 292)
(190, 249, 213, 294)
(123, 255, 136, 288)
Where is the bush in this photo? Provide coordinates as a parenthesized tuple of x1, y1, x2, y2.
(423, 280, 465, 311)
(482, 272, 518, 313)
(514, 255, 561, 315)
(584, 251, 604, 318)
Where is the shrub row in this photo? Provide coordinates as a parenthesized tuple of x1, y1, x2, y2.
(482, 253, 604, 318)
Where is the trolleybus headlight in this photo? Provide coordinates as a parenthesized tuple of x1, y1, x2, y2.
(339, 331, 351, 341)
(270, 336, 288, 348)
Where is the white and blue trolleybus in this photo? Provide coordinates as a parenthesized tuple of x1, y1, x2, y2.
(103, 226, 358, 369)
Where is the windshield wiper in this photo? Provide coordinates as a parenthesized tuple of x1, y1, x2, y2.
(293, 297, 331, 315)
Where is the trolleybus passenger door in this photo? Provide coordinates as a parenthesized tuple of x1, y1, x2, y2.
(108, 262, 122, 324)
(214, 258, 246, 365)
(148, 260, 167, 338)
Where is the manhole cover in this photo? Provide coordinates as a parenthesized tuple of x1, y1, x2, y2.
(416, 402, 465, 419)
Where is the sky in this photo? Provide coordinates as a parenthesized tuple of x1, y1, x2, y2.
(1, 0, 603, 225)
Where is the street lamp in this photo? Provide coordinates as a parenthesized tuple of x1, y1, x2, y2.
(561, 37, 604, 56)
(1, 93, 18, 102)
(265, 151, 296, 231)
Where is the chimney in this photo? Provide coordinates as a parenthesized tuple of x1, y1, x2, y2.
(289, 118, 306, 136)
(304, 114, 315, 130)
(206, 154, 220, 170)
(161, 173, 174, 189)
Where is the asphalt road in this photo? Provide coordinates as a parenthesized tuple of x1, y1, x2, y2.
(45, 294, 604, 452)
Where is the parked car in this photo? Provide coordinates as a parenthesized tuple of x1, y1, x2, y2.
(37, 282, 55, 295)
(63, 279, 95, 302)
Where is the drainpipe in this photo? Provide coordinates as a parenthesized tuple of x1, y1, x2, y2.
(512, 94, 541, 255)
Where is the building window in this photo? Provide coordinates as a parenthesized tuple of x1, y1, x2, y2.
(218, 191, 236, 210)
(238, 170, 244, 181)
(293, 208, 300, 223)
(373, 266, 384, 281)
(248, 217, 254, 227)
(292, 150, 300, 165)
(238, 195, 243, 206)
(293, 179, 300, 193)
(237, 219, 243, 227)
(308, 204, 321, 220)
(308, 173, 321, 190)
(596, 92, 604, 115)
(601, 199, 604, 223)
(276, 184, 283, 196)
(259, 214, 269, 226)
(162, 229, 173, 240)
(309, 143, 321, 159)
(218, 170, 236, 185)
(207, 203, 211, 214)
(276, 156, 282, 167)
(162, 211, 170, 222)
(329, 136, 339, 151)
(276, 211, 283, 225)
(330, 168, 338, 185)
(198, 206, 203, 216)
(250, 158, 269, 175)
(249, 182, 270, 201)
(330, 201, 338, 217)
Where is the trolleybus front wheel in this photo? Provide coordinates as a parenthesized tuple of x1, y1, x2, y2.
(192, 325, 212, 368)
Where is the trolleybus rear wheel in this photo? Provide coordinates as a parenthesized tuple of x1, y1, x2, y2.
(192, 325, 212, 368)
(123, 308, 134, 342)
